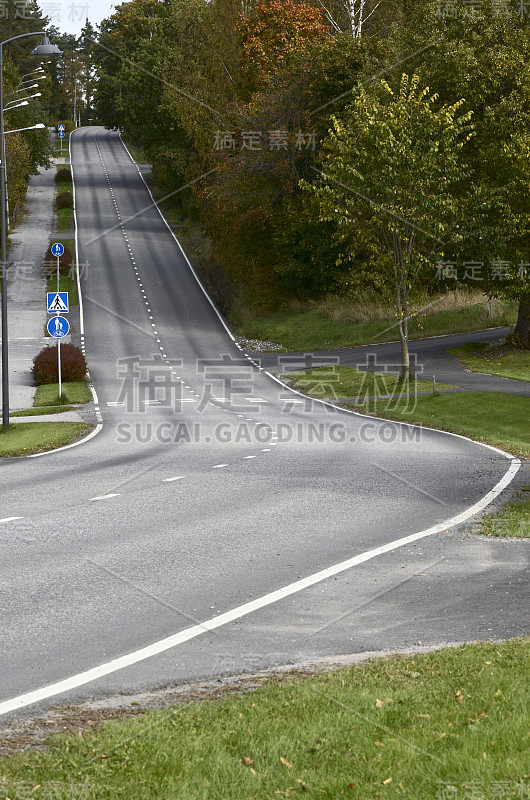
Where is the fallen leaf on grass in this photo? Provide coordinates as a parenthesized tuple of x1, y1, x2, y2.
(347, 783, 356, 789)
(456, 691, 464, 703)
(374, 742, 384, 747)
(376, 698, 385, 708)
(382, 777, 393, 785)
(242, 756, 254, 765)
(417, 714, 430, 718)
(280, 757, 293, 769)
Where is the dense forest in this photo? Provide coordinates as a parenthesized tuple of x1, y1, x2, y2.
(93, 0, 530, 357)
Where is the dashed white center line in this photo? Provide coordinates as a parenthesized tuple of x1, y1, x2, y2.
(212, 464, 228, 469)
(0, 517, 23, 523)
(163, 476, 185, 482)
(261, 448, 271, 452)
(90, 494, 120, 502)
(244, 455, 257, 459)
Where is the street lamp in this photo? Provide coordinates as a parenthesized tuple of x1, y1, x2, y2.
(1, 32, 61, 428)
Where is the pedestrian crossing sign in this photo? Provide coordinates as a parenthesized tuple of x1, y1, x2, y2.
(47, 292, 69, 313)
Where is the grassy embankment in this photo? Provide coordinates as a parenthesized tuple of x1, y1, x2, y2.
(238, 292, 517, 351)
(0, 639, 527, 800)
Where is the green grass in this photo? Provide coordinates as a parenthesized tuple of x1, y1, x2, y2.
(0, 422, 90, 456)
(46, 272, 78, 309)
(474, 488, 530, 538)
(449, 342, 530, 383)
(239, 303, 516, 351)
(343, 392, 530, 458)
(34, 382, 91, 407)
(284, 366, 455, 399)
(0, 639, 527, 799)
(122, 137, 149, 165)
(11, 406, 76, 416)
(56, 206, 74, 233)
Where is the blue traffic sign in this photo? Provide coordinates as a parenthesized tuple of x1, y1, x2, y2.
(51, 242, 64, 257)
(58, 124, 65, 131)
(58, 131, 65, 138)
(47, 316, 70, 338)
(47, 292, 69, 313)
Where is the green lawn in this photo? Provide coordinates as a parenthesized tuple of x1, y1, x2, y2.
(284, 365, 454, 399)
(344, 392, 530, 458)
(0, 422, 90, 456)
(238, 303, 516, 351)
(0, 639, 527, 800)
(34, 381, 91, 406)
(449, 342, 530, 383)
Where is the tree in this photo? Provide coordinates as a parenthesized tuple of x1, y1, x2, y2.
(386, 0, 530, 346)
(305, 73, 473, 378)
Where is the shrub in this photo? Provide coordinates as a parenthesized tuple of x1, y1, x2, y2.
(44, 244, 73, 278)
(56, 191, 73, 210)
(55, 168, 72, 184)
(33, 343, 87, 385)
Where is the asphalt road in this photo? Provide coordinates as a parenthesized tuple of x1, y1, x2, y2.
(0, 128, 527, 723)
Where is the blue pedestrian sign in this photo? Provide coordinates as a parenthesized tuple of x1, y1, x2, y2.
(58, 124, 65, 131)
(51, 242, 64, 257)
(58, 131, 65, 138)
(47, 316, 70, 338)
(47, 292, 69, 313)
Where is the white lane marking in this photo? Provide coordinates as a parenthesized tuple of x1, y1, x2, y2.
(261, 448, 271, 452)
(245, 398, 267, 403)
(212, 463, 228, 468)
(163, 476, 185, 482)
(0, 456, 519, 719)
(90, 493, 121, 501)
(0, 517, 23, 523)
(107, 402, 125, 406)
(120, 134, 237, 343)
(244, 455, 257, 459)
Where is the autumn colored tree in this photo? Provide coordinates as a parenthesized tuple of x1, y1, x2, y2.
(236, 0, 329, 98)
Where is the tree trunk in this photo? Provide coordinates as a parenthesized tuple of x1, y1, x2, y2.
(396, 284, 410, 380)
(513, 294, 530, 348)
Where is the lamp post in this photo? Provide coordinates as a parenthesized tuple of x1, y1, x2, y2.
(1, 32, 61, 428)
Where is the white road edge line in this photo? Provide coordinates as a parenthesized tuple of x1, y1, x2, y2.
(0, 455, 519, 718)
(29, 129, 104, 458)
(0, 517, 23, 523)
(119, 134, 236, 342)
(89, 493, 120, 502)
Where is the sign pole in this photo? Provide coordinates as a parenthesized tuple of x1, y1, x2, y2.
(58, 318, 62, 398)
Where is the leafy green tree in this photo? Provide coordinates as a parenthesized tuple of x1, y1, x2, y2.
(305, 73, 473, 377)
(387, 0, 530, 345)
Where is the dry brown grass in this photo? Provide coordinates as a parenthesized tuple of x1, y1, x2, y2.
(316, 289, 501, 325)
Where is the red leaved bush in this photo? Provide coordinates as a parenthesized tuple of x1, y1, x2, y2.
(32, 343, 87, 385)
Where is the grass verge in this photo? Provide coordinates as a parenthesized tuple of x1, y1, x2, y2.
(0, 639, 527, 799)
(56, 206, 74, 233)
(283, 366, 455, 399)
(34, 382, 91, 406)
(473, 487, 530, 538)
(0, 422, 90, 456)
(449, 342, 530, 383)
(342, 392, 530, 458)
(238, 300, 516, 351)
(45, 272, 78, 311)
(11, 406, 76, 417)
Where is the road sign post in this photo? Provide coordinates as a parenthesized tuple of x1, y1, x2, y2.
(58, 124, 65, 153)
(49, 243, 66, 397)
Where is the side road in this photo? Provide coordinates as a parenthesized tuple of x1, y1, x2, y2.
(3, 149, 86, 423)
(258, 327, 530, 396)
